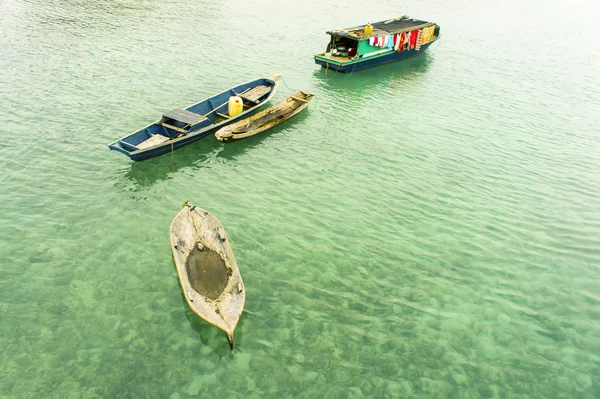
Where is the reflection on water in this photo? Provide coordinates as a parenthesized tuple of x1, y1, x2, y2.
(4, 0, 600, 395)
(178, 283, 242, 359)
(312, 52, 434, 96)
(115, 109, 312, 191)
(216, 110, 311, 162)
(116, 138, 223, 191)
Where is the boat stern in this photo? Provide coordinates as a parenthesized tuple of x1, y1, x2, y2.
(265, 72, 282, 85)
(227, 332, 234, 350)
(108, 139, 134, 156)
(314, 54, 355, 72)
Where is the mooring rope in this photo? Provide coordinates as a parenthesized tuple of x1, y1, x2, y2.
(160, 140, 174, 198)
(281, 76, 298, 92)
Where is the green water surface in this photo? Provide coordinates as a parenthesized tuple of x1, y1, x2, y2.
(1, 0, 599, 397)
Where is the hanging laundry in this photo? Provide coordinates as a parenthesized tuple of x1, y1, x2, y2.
(398, 33, 403, 51)
(380, 35, 387, 48)
(409, 29, 418, 49)
(387, 35, 394, 49)
(393, 34, 399, 51)
(369, 37, 376, 46)
(416, 29, 423, 51)
(421, 25, 435, 44)
(398, 32, 404, 52)
(403, 31, 411, 51)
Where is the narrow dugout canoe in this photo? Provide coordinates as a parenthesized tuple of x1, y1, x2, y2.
(215, 90, 315, 142)
(169, 201, 245, 349)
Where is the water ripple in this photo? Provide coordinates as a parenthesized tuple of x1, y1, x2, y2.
(2, 0, 600, 397)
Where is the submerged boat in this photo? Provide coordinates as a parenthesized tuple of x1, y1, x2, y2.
(108, 74, 281, 161)
(170, 201, 245, 350)
(215, 90, 315, 142)
(314, 16, 440, 73)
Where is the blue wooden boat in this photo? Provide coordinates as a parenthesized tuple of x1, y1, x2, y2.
(314, 16, 440, 73)
(108, 74, 281, 161)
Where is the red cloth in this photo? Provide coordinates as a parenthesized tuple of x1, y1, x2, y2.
(399, 32, 405, 52)
(409, 29, 418, 49)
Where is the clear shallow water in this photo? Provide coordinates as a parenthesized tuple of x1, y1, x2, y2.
(1, 0, 600, 397)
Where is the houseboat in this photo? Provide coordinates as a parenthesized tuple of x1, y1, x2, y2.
(314, 16, 440, 73)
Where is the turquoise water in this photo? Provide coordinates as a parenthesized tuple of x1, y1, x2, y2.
(1, 0, 600, 397)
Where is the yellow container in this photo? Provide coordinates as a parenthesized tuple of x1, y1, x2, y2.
(364, 24, 373, 35)
(228, 96, 243, 117)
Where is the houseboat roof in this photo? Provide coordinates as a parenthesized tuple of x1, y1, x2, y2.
(326, 16, 435, 40)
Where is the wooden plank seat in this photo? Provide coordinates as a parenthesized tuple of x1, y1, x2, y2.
(160, 108, 208, 133)
(119, 140, 139, 152)
(236, 85, 270, 105)
(216, 112, 231, 119)
(239, 95, 259, 105)
(290, 96, 309, 103)
(163, 108, 206, 125)
(159, 122, 188, 134)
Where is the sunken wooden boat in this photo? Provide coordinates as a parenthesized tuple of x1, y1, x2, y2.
(215, 91, 315, 142)
(169, 201, 245, 349)
(108, 73, 281, 161)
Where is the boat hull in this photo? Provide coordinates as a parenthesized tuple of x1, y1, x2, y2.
(170, 202, 245, 349)
(315, 41, 436, 73)
(112, 129, 213, 161)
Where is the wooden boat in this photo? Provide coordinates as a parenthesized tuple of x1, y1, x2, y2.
(169, 201, 245, 349)
(314, 16, 440, 73)
(108, 73, 281, 161)
(215, 91, 315, 142)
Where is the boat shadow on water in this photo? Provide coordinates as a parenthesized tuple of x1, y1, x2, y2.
(176, 276, 246, 357)
(114, 138, 224, 192)
(114, 109, 310, 192)
(312, 52, 434, 96)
